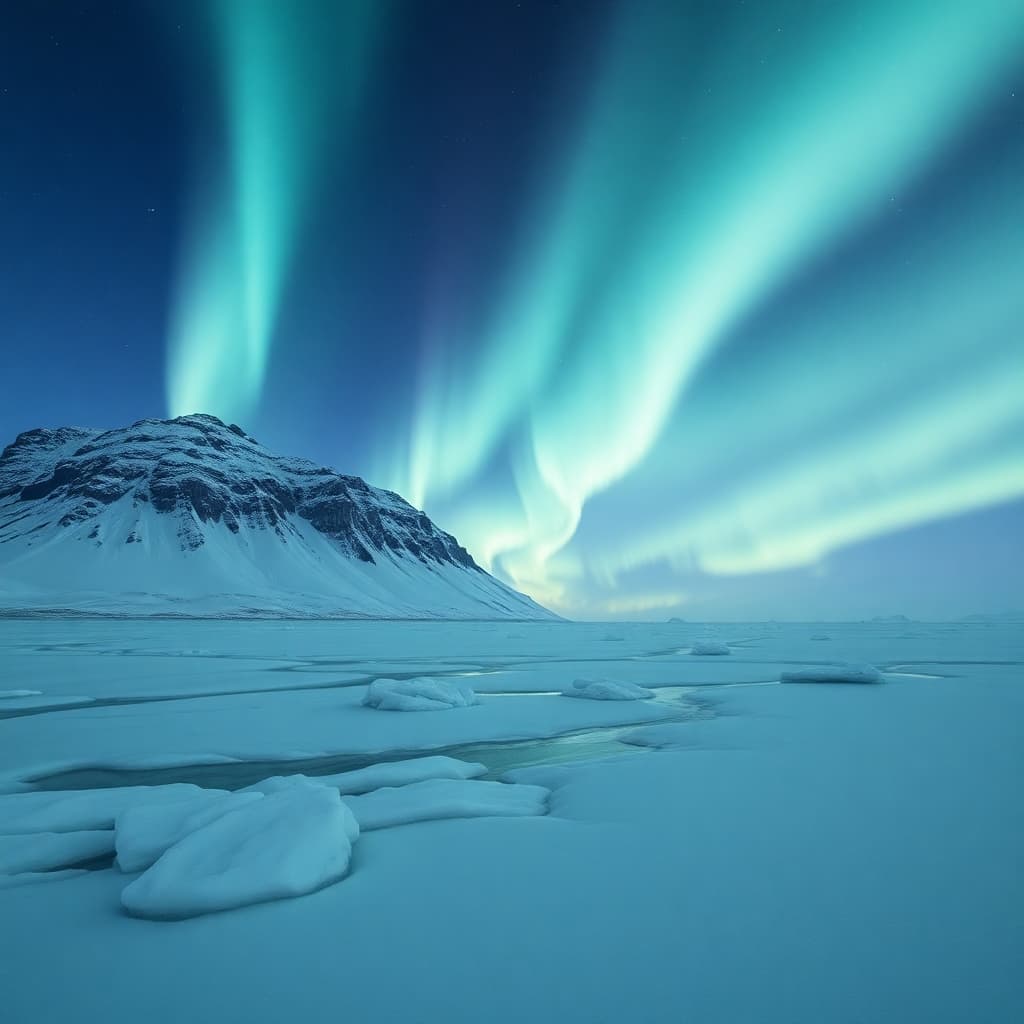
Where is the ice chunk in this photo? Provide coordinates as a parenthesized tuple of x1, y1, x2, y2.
(239, 774, 321, 796)
(0, 830, 114, 874)
(250, 756, 487, 797)
(115, 791, 266, 873)
(322, 755, 487, 793)
(344, 779, 549, 831)
(121, 785, 358, 920)
(0, 784, 228, 835)
(363, 676, 478, 712)
(561, 677, 654, 701)
(690, 641, 731, 655)
(236, 778, 357, 841)
(781, 664, 884, 684)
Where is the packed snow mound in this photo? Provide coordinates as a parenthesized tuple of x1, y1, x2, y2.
(363, 676, 478, 712)
(561, 677, 654, 701)
(317, 756, 487, 794)
(236, 778, 353, 837)
(241, 759, 486, 798)
(115, 791, 265, 873)
(240, 774, 323, 797)
(121, 785, 358, 920)
(0, 829, 114, 874)
(781, 664, 884, 684)
(330, 755, 486, 791)
(0, 414, 554, 620)
(690, 641, 731, 655)
(344, 779, 549, 831)
(0, 783, 227, 835)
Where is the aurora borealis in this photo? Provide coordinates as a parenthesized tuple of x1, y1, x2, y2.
(2, 0, 1022, 618)
(166, 0, 384, 425)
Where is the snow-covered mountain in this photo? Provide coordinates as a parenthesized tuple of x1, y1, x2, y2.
(0, 414, 553, 619)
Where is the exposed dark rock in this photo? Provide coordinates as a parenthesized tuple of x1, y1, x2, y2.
(0, 413, 484, 571)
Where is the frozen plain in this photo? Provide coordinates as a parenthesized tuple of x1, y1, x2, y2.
(0, 618, 1021, 1023)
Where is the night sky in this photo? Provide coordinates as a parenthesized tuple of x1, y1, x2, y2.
(1, 0, 1022, 620)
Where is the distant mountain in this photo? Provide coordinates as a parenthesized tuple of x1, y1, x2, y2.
(0, 414, 554, 619)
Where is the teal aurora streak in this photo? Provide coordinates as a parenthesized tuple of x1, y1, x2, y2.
(165, 0, 1024, 616)
(166, 0, 382, 426)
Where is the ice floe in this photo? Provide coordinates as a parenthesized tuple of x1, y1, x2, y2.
(115, 791, 265, 872)
(0, 783, 228, 835)
(344, 779, 549, 831)
(239, 774, 323, 796)
(690, 641, 731, 655)
(121, 784, 358, 919)
(0, 829, 114, 874)
(780, 664, 884, 684)
(0, 690, 43, 699)
(316, 756, 486, 794)
(363, 676, 478, 711)
(561, 678, 654, 701)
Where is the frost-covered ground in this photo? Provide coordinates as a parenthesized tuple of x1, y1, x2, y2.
(0, 618, 1021, 1022)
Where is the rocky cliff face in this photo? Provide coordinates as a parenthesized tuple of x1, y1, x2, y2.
(0, 415, 551, 619)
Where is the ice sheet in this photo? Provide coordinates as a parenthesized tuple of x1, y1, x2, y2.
(0, 619, 1021, 1023)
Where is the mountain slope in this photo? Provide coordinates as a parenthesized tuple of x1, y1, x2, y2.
(0, 415, 553, 619)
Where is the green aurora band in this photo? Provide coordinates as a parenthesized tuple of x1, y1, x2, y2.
(163, 0, 1023, 615)
(166, 0, 383, 424)
(391, 0, 1024, 611)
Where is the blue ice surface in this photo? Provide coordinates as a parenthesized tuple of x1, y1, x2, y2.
(0, 618, 1021, 1023)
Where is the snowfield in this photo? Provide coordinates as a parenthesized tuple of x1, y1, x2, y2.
(0, 617, 1021, 1022)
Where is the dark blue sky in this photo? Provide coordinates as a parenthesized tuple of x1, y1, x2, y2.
(1, 1, 1022, 618)
(1, 0, 610, 448)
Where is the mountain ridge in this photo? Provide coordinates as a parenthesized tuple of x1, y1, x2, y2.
(0, 414, 554, 620)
